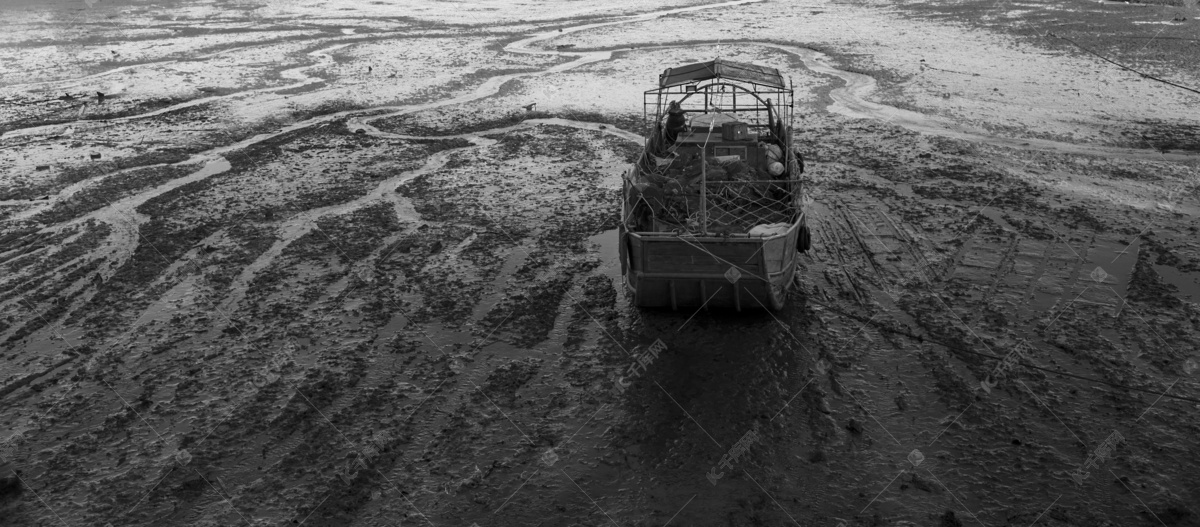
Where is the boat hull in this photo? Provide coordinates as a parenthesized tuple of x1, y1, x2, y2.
(619, 219, 802, 311)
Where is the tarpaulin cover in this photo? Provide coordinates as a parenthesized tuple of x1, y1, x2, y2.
(659, 59, 785, 89)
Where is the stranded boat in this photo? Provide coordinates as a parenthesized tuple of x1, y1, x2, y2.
(619, 59, 811, 311)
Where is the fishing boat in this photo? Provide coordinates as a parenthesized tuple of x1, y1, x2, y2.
(619, 59, 811, 311)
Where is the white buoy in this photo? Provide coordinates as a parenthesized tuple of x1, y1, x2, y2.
(765, 144, 783, 161)
(768, 161, 785, 176)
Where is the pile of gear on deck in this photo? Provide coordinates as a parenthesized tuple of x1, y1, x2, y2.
(629, 137, 792, 234)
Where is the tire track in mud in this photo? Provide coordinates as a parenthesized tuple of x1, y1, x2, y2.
(803, 224, 998, 524)
(799, 180, 1094, 522)
(799, 159, 1200, 523)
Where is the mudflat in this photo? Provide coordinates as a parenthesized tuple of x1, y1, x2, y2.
(1, 0, 1198, 525)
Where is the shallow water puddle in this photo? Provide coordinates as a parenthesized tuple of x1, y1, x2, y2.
(1083, 237, 1139, 303)
(1154, 264, 1200, 302)
(586, 228, 620, 277)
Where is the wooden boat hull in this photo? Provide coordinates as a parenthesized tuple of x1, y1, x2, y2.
(619, 218, 802, 311)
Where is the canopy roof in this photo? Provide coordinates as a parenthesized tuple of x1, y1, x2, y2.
(658, 59, 785, 89)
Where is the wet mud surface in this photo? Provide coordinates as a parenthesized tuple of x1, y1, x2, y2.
(1, 0, 1199, 526)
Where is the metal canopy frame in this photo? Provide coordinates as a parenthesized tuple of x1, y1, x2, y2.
(658, 59, 786, 89)
(643, 75, 794, 138)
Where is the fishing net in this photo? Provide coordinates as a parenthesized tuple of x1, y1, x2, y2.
(638, 155, 797, 235)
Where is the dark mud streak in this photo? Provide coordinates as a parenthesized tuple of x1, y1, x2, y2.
(0, 356, 76, 400)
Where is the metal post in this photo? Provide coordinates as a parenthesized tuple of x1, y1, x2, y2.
(789, 77, 795, 129)
(700, 144, 708, 235)
(788, 77, 795, 169)
(700, 121, 712, 236)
